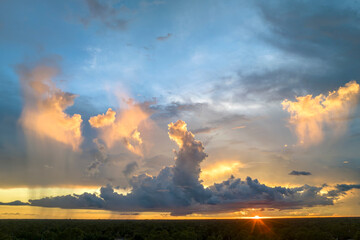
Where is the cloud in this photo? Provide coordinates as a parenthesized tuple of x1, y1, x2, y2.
(168, 120, 210, 204)
(191, 127, 217, 134)
(17, 63, 83, 150)
(151, 102, 208, 120)
(254, 0, 360, 99)
(123, 161, 138, 178)
(282, 81, 360, 145)
(327, 184, 360, 197)
(29, 192, 104, 209)
(156, 33, 172, 41)
(0, 200, 29, 206)
(89, 101, 150, 156)
(82, 0, 128, 31)
(257, 1, 360, 63)
(88, 108, 116, 128)
(86, 138, 108, 176)
(232, 126, 246, 130)
(206, 176, 332, 211)
(16, 120, 360, 215)
(25, 121, 211, 214)
(289, 170, 312, 176)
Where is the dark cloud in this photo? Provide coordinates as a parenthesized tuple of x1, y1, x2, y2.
(29, 192, 104, 209)
(256, 0, 360, 92)
(289, 170, 312, 176)
(123, 161, 138, 177)
(327, 184, 360, 197)
(156, 33, 172, 41)
(257, 1, 360, 60)
(81, 0, 129, 31)
(0, 200, 29, 206)
(169, 120, 211, 204)
(86, 138, 108, 176)
(210, 1, 360, 105)
(206, 176, 331, 211)
(15, 120, 360, 215)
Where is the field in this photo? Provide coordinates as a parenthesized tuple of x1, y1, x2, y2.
(0, 218, 359, 240)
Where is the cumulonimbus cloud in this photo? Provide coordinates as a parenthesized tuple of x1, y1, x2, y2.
(17, 64, 83, 150)
(89, 101, 149, 156)
(282, 81, 360, 145)
(11, 120, 359, 215)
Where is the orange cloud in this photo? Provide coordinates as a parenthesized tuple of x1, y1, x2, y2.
(18, 65, 83, 150)
(168, 120, 193, 148)
(89, 103, 149, 156)
(88, 108, 116, 128)
(282, 81, 360, 145)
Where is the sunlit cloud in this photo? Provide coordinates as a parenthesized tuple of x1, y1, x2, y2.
(89, 101, 149, 156)
(168, 120, 194, 148)
(282, 81, 360, 145)
(200, 161, 243, 186)
(17, 64, 83, 151)
(88, 108, 116, 128)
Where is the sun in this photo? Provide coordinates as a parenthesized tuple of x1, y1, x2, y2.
(253, 215, 261, 219)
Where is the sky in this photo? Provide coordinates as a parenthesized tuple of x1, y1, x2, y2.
(0, 0, 360, 219)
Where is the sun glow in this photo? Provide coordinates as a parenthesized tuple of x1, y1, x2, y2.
(253, 215, 261, 219)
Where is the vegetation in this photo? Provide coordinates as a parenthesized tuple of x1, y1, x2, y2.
(0, 218, 359, 240)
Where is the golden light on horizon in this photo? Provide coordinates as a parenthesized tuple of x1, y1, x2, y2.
(253, 215, 261, 219)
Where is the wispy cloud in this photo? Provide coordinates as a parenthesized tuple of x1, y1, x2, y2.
(156, 33, 172, 41)
(81, 0, 129, 31)
(232, 126, 246, 130)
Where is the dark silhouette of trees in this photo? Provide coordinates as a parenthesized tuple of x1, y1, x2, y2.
(0, 218, 358, 239)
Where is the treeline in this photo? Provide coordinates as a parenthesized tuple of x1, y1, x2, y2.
(0, 218, 359, 240)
